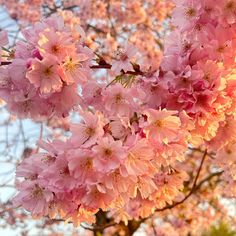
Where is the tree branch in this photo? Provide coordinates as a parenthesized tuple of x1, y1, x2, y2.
(140, 150, 223, 227)
(156, 149, 208, 212)
(81, 221, 116, 232)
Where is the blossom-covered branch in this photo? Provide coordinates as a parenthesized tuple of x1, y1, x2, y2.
(0, 0, 236, 235)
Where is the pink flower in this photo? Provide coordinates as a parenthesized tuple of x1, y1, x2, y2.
(13, 181, 54, 217)
(48, 83, 80, 118)
(8, 59, 29, 89)
(5, 89, 52, 119)
(192, 60, 223, 90)
(104, 169, 133, 193)
(172, 0, 202, 30)
(37, 139, 66, 157)
(40, 157, 78, 192)
(151, 170, 188, 203)
(92, 136, 126, 172)
(61, 52, 90, 84)
(142, 81, 167, 109)
(15, 41, 35, 60)
(155, 134, 188, 165)
(208, 116, 236, 151)
(131, 175, 157, 199)
(206, 26, 233, 63)
(81, 81, 104, 108)
(38, 29, 74, 61)
(221, 0, 236, 24)
(108, 117, 132, 140)
(168, 65, 197, 91)
(111, 43, 137, 74)
(10, 0, 236, 226)
(216, 142, 236, 167)
(0, 67, 12, 90)
(44, 15, 65, 31)
(142, 109, 181, 143)
(67, 149, 99, 184)
(26, 55, 63, 94)
(16, 155, 46, 181)
(48, 192, 81, 220)
(70, 111, 104, 148)
(81, 184, 115, 211)
(102, 83, 136, 117)
(0, 13, 94, 120)
(124, 139, 155, 176)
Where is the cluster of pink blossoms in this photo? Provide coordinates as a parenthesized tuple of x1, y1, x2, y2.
(0, 14, 92, 119)
(159, 0, 236, 144)
(155, 0, 236, 180)
(12, 88, 190, 223)
(1, 0, 236, 227)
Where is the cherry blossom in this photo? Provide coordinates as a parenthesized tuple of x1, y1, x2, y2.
(1, 0, 236, 234)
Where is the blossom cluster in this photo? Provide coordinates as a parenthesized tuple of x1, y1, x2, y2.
(13, 89, 190, 223)
(0, 14, 92, 119)
(159, 0, 236, 143)
(0, 0, 174, 68)
(1, 0, 236, 227)
(155, 0, 236, 177)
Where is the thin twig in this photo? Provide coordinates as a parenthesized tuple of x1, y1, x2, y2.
(81, 222, 116, 232)
(156, 149, 208, 212)
(36, 122, 43, 153)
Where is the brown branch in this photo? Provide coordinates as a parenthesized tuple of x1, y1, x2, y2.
(0, 206, 18, 215)
(0, 61, 11, 66)
(194, 170, 223, 192)
(90, 64, 112, 69)
(188, 147, 215, 158)
(140, 150, 223, 226)
(46, 218, 116, 232)
(139, 171, 223, 227)
(192, 149, 208, 189)
(42, 150, 223, 235)
(151, 219, 158, 236)
(91, 62, 144, 76)
(106, 0, 117, 38)
(35, 122, 43, 153)
(86, 24, 107, 34)
(81, 222, 116, 232)
(155, 172, 222, 212)
(45, 4, 78, 17)
(79, 153, 223, 234)
(156, 149, 208, 212)
(1, 60, 143, 76)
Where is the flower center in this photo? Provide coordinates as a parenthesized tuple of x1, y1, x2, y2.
(183, 42, 192, 51)
(115, 93, 123, 103)
(85, 127, 95, 136)
(103, 148, 112, 156)
(217, 45, 226, 53)
(64, 58, 82, 71)
(205, 7, 213, 13)
(185, 8, 196, 17)
(65, 62, 76, 71)
(31, 185, 43, 198)
(51, 44, 60, 54)
(42, 155, 56, 164)
(182, 77, 188, 83)
(225, 1, 235, 11)
(203, 73, 211, 81)
(83, 159, 93, 170)
(117, 49, 128, 61)
(44, 66, 53, 76)
(59, 166, 70, 175)
(226, 148, 232, 154)
(155, 120, 163, 127)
